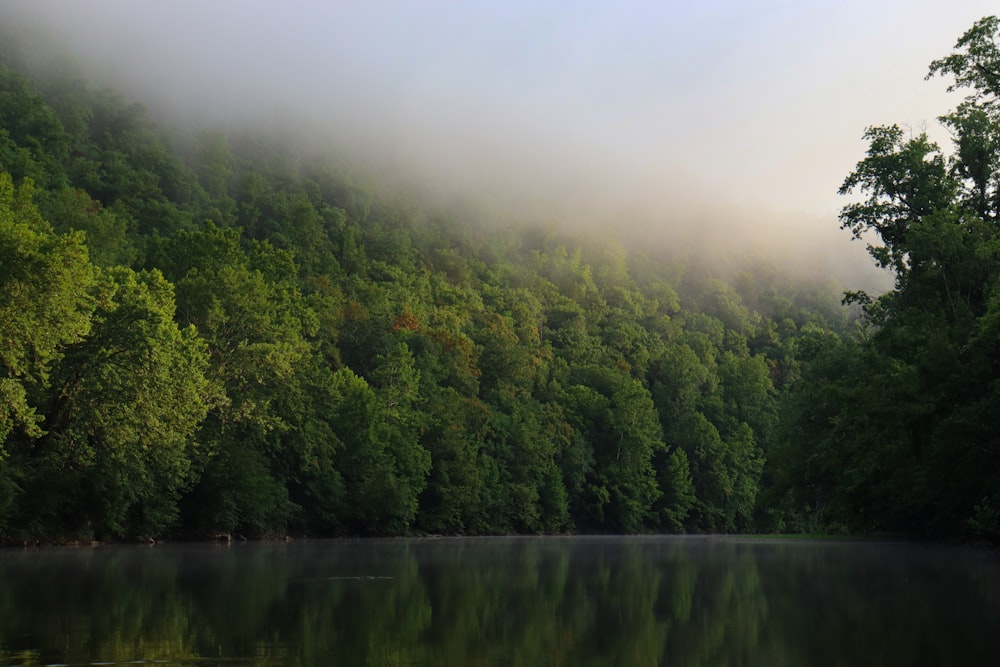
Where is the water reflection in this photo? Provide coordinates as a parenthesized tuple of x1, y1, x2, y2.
(0, 537, 998, 666)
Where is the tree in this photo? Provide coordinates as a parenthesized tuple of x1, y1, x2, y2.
(839, 125, 956, 278)
(326, 368, 430, 534)
(779, 15, 1000, 538)
(0, 172, 97, 535)
(0, 173, 96, 447)
(415, 387, 491, 534)
(562, 366, 665, 532)
(161, 224, 315, 535)
(29, 268, 211, 538)
(0, 66, 69, 189)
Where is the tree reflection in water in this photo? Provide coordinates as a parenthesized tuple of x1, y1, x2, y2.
(0, 537, 998, 666)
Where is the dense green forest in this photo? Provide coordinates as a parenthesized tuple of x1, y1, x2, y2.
(1, 17, 998, 543)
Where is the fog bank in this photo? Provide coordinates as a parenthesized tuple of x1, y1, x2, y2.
(3, 1, 994, 290)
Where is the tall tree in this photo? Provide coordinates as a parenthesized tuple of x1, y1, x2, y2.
(779, 16, 1000, 538)
(0, 173, 95, 446)
(28, 268, 210, 538)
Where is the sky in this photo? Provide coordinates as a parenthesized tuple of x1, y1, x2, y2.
(3, 0, 998, 284)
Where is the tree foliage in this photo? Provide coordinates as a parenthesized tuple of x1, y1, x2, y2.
(774, 15, 1000, 539)
(0, 27, 902, 541)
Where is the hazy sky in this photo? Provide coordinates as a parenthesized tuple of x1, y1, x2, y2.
(4, 0, 997, 282)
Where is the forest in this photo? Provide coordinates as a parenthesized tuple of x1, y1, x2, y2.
(0, 17, 998, 543)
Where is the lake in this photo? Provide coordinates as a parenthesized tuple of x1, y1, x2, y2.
(0, 536, 998, 666)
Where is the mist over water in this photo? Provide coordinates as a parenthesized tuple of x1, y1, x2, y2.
(3, 0, 995, 290)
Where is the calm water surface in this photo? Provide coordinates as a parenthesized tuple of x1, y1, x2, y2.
(0, 536, 998, 666)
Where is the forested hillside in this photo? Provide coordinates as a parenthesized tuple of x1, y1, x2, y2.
(1, 17, 998, 543)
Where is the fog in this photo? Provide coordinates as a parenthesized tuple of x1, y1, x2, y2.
(3, 0, 996, 289)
